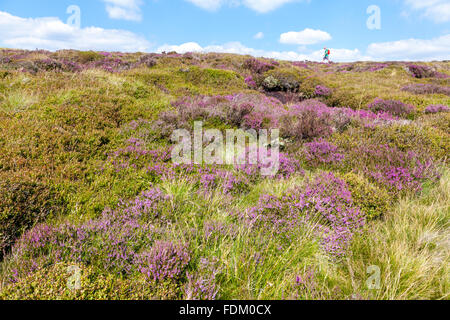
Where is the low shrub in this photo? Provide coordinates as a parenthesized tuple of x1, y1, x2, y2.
(77, 51, 103, 64)
(368, 98, 415, 117)
(262, 68, 303, 92)
(153, 93, 286, 135)
(425, 104, 449, 114)
(303, 139, 344, 166)
(340, 172, 392, 220)
(0, 180, 67, 261)
(314, 85, 332, 97)
(279, 100, 333, 141)
(243, 172, 366, 257)
(0, 262, 161, 300)
(243, 58, 277, 74)
(401, 83, 450, 96)
(332, 130, 441, 195)
(406, 64, 449, 79)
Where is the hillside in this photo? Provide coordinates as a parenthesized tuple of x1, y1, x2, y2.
(0, 49, 449, 300)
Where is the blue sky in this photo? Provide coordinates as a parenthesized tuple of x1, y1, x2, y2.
(0, 0, 449, 61)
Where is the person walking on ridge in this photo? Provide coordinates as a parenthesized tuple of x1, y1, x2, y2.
(323, 47, 331, 63)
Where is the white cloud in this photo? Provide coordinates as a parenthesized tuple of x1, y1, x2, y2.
(158, 42, 204, 53)
(254, 32, 264, 39)
(103, 0, 143, 21)
(404, 0, 450, 23)
(242, 0, 303, 13)
(184, 0, 225, 11)
(280, 28, 331, 45)
(367, 34, 450, 61)
(0, 11, 150, 52)
(184, 0, 306, 13)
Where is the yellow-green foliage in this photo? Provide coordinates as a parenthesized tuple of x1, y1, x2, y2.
(331, 123, 449, 162)
(340, 172, 392, 220)
(322, 66, 449, 110)
(299, 76, 323, 99)
(76, 51, 103, 64)
(0, 179, 67, 260)
(0, 263, 162, 300)
(418, 112, 450, 135)
(371, 123, 449, 160)
(127, 66, 246, 97)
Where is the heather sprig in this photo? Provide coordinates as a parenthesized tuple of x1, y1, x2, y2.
(424, 104, 449, 114)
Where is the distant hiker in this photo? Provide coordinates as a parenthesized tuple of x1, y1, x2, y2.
(323, 47, 331, 63)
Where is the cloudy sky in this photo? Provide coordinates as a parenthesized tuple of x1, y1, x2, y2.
(0, 0, 449, 61)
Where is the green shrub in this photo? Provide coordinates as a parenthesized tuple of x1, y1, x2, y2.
(0, 263, 161, 300)
(340, 172, 392, 220)
(262, 68, 303, 92)
(77, 51, 103, 64)
(327, 89, 370, 109)
(418, 112, 450, 134)
(372, 123, 449, 160)
(0, 180, 67, 260)
(299, 76, 323, 99)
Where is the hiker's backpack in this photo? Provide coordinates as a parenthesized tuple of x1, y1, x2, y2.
(327, 49, 330, 55)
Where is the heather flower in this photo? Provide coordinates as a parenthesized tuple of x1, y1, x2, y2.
(341, 142, 440, 195)
(183, 258, 220, 300)
(304, 139, 344, 165)
(137, 241, 190, 283)
(243, 58, 278, 74)
(245, 76, 257, 88)
(280, 100, 333, 141)
(8, 188, 172, 281)
(292, 61, 309, 69)
(243, 173, 365, 257)
(368, 98, 415, 117)
(406, 64, 448, 78)
(315, 85, 332, 97)
(401, 83, 450, 96)
(424, 104, 449, 114)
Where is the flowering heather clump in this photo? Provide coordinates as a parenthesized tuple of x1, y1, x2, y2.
(367, 63, 389, 72)
(339, 108, 396, 122)
(292, 61, 309, 69)
(280, 100, 333, 141)
(245, 76, 257, 88)
(368, 98, 415, 117)
(8, 188, 172, 281)
(244, 172, 365, 257)
(137, 241, 190, 283)
(343, 143, 440, 194)
(406, 64, 448, 79)
(280, 99, 396, 140)
(335, 63, 389, 73)
(294, 268, 320, 299)
(137, 54, 157, 68)
(425, 104, 450, 114)
(401, 83, 450, 96)
(243, 58, 278, 74)
(106, 137, 172, 173)
(155, 93, 286, 134)
(183, 258, 221, 300)
(314, 85, 332, 97)
(304, 139, 344, 165)
(235, 147, 304, 180)
(89, 57, 132, 73)
(407, 64, 435, 78)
